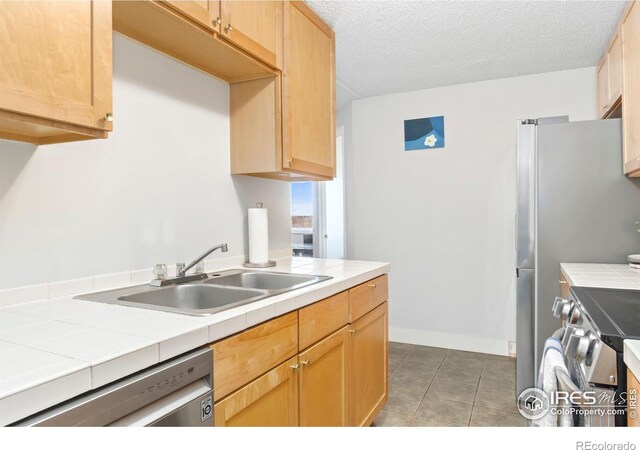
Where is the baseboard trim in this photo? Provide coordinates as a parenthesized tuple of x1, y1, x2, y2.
(389, 326, 510, 356)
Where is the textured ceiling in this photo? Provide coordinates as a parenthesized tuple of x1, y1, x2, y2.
(307, 0, 629, 108)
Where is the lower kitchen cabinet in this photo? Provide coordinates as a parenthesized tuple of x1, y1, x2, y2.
(214, 356, 299, 427)
(349, 302, 388, 427)
(298, 326, 350, 426)
(211, 276, 389, 427)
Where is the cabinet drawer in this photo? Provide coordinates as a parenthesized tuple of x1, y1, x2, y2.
(299, 291, 349, 350)
(349, 275, 388, 322)
(212, 311, 298, 401)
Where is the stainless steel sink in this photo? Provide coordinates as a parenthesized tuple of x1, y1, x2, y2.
(117, 284, 267, 315)
(75, 270, 331, 316)
(204, 271, 325, 291)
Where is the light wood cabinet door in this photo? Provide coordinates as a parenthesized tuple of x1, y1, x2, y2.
(0, 0, 112, 142)
(282, 1, 336, 179)
(214, 357, 299, 426)
(608, 33, 623, 103)
(220, 1, 281, 69)
(597, 58, 610, 118)
(298, 326, 350, 426)
(163, 0, 217, 30)
(622, 1, 640, 176)
(349, 302, 388, 427)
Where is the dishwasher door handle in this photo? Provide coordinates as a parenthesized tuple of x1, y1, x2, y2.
(109, 379, 213, 427)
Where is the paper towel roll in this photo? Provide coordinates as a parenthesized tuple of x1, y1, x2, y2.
(248, 206, 269, 264)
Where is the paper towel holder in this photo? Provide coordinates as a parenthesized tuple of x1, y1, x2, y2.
(244, 202, 276, 268)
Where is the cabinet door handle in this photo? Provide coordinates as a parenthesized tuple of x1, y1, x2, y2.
(349, 329, 357, 335)
(212, 16, 222, 26)
(300, 360, 311, 367)
(289, 363, 300, 372)
(559, 280, 568, 284)
(104, 112, 113, 122)
(603, 104, 609, 110)
(224, 24, 233, 33)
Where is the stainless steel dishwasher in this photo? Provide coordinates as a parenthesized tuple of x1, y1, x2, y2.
(12, 348, 213, 427)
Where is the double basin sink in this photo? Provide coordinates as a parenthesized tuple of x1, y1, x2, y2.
(75, 270, 332, 316)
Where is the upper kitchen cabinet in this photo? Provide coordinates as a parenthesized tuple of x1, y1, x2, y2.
(113, 1, 276, 83)
(622, 1, 640, 176)
(163, 1, 217, 30)
(596, 29, 623, 119)
(230, 1, 336, 181)
(219, 1, 283, 69)
(163, 1, 282, 69)
(0, 0, 112, 145)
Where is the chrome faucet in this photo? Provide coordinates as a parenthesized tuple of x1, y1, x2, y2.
(178, 243, 228, 277)
(150, 243, 229, 287)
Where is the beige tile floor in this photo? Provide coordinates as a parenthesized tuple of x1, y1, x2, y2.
(373, 342, 527, 427)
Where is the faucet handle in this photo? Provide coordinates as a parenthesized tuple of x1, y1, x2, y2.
(153, 264, 168, 280)
(194, 261, 205, 275)
(176, 263, 185, 277)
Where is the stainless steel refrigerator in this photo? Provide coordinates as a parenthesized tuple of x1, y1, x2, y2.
(515, 117, 640, 395)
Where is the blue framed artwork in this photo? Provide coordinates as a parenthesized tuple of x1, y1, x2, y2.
(404, 116, 445, 151)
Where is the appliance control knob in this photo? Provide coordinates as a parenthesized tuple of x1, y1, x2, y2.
(568, 306, 582, 324)
(552, 297, 571, 319)
(562, 325, 580, 347)
(583, 331, 598, 366)
(564, 327, 590, 363)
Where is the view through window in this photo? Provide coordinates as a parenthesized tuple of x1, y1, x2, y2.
(291, 182, 314, 257)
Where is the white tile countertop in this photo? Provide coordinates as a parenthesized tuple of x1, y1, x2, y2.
(560, 263, 640, 290)
(0, 257, 389, 426)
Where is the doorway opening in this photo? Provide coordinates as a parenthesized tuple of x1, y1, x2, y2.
(290, 128, 346, 258)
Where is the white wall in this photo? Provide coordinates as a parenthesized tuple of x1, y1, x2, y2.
(323, 131, 345, 259)
(343, 68, 597, 355)
(0, 34, 291, 289)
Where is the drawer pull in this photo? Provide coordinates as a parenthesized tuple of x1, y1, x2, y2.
(349, 329, 357, 335)
(368, 284, 377, 288)
(559, 280, 568, 284)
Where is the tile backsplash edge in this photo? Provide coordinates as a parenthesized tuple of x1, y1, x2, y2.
(0, 248, 293, 307)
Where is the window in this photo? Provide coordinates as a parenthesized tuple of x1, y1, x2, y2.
(291, 182, 315, 257)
